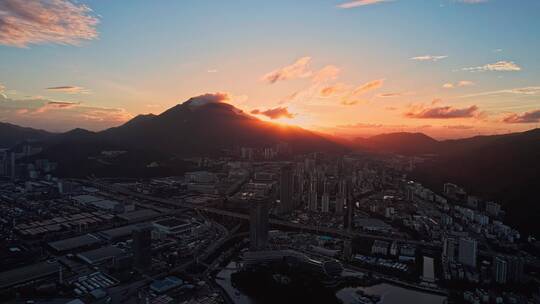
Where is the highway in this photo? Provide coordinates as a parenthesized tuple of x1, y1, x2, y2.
(74, 178, 436, 247)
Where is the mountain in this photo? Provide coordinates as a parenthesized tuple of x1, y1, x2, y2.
(364, 130, 540, 235)
(98, 97, 344, 156)
(21, 96, 344, 176)
(354, 132, 439, 155)
(353, 130, 540, 234)
(0, 122, 52, 148)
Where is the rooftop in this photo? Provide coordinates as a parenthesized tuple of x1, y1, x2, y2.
(48, 234, 101, 252)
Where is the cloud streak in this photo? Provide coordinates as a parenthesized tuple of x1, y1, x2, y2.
(463, 61, 521, 72)
(251, 107, 295, 120)
(442, 80, 475, 89)
(460, 86, 540, 98)
(502, 110, 540, 124)
(337, 0, 391, 8)
(410, 55, 448, 62)
(46, 86, 90, 94)
(0, 0, 99, 48)
(261, 57, 312, 84)
(342, 79, 384, 105)
(0, 94, 131, 131)
(405, 103, 480, 119)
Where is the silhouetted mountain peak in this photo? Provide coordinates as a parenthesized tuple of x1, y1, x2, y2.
(122, 113, 157, 127)
(354, 132, 439, 155)
(0, 122, 52, 148)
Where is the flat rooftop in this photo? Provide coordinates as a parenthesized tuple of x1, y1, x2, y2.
(98, 224, 139, 240)
(0, 261, 59, 289)
(154, 218, 190, 228)
(117, 209, 161, 222)
(48, 234, 101, 252)
(77, 245, 125, 265)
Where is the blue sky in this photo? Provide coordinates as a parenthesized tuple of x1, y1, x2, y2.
(0, 0, 539, 137)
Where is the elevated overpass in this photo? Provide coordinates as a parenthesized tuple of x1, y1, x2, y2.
(73, 178, 436, 247)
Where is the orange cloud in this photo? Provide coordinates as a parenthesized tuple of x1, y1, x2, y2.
(251, 107, 295, 119)
(312, 65, 341, 83)
(261, 57, 312, 84)
(405, 104, 480, 119)
(502, 109, 540, 123)
(319, 83, 347, 98)
(0, 94, 132, 131)
(342, 79, 384, 105)
(0, 0, 99, 47)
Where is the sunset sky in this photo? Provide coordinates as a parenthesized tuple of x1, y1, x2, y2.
(0, 0, 539, 138)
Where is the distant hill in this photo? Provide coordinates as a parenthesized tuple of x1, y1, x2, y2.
(354, 132, 439, 155)
(0, 122, 52, 148)
(357, 130, 540, 235)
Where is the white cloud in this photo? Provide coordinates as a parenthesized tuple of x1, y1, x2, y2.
(45, 86, 90, 94)
(443, 80, 475, 89)
(337, 0, 391, 9)
(456, 0, 488, 3)
(463, 61, 521, 72)
(410, 55, 448, 62)
(460, 86, 540, 98)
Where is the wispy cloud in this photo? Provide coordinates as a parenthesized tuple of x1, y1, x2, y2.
(456, 0, 488, 4)
(405, 103, 480, 119)
(442, 80, 475, 89)
(46, 86, 90, 94)
(319, 83, 347, 98)
(502, 109, 540, 124)
(342, 79, 384, 105)
(0, 94, 132, 131)
(312, 65, 341, 84)
(251, 107, 295, 119)
(261, 57, 312, 84)
(460, 86, 540, 98)
(376, 91, 414, 98)
(444, 124, 475, 129)
(0, 0, 99, 48)
(0, 83, 5, 98)
(337, 0, 391, 9)
(410, 55, 448, 62)
(462, 61, 521, 72)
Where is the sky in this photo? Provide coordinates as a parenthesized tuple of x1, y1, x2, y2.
(0, 0, 539, 139)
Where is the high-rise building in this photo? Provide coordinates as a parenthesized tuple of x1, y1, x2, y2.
(249, 198, 269, 251)
(133, 224, 152, 271)
(485, 201, 501, 217)
(335, 178, 346, 214)
(443, 236, 458, 262)
(406, 186, 414, 202)
(321, 193, 330, 213)
(308, 176, 318, 212)
(506, 256, 524, 283)
(493, 256, 507, 284)
(279, 164, 294, 214)
(344, 178, 354, 231)
(458, 237, 477, 268)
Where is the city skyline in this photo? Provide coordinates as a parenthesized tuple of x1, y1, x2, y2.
(0, 0, 540, 139)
